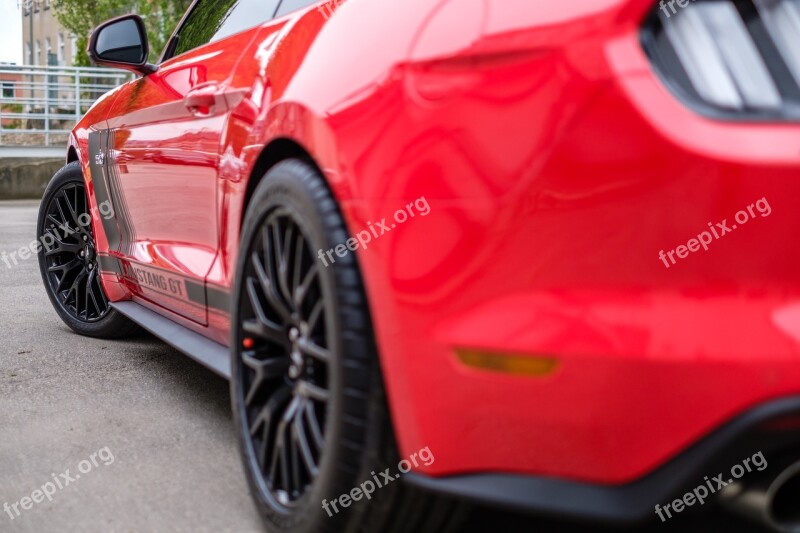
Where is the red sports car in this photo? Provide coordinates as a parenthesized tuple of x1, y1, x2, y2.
(37, 0, 800, 531)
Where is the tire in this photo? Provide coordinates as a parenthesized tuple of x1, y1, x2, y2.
(37, 161, 138, 339)
(231, 159, 466, 533)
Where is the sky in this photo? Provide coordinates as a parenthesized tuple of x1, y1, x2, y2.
(0, 0, 23, 64)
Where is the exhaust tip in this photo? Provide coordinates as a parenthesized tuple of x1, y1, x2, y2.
(771, 468, 800, 532)
(721, 459, 800, 533)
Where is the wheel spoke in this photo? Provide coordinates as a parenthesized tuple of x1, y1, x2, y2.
(244, 267, 289, 344)
(298, 338, 331, 362)
(242, 351, 290, 406)
(55, 265, 81, 293)
(279, 428, 292, 495)
(242, 316, 288, 347)
(66, 269, 87, 311)
(64, 186, 85, 233)
(84, 270, 94, 316)
(250, 384, 292, 470)
(269, 396, 299, 494)
(307, 300, 324, 331)
(46, 214, 62, 229)
(293, 264, 318, 310)
(87, 270, 102, 314)
(81, 190, 89, 222)
(291, 231, 304, 300)
(45, 234, 81, 256)
(251, 252, 293, 323)
(268, 433, 285, 490)
(49, 256, 81, 275)
(54, 194, 69, 227)
(296, 380, 330, 402)
(293, 404, 318, 476)
(304, 400, 324, 451)
(289, 418, 302, 494)
(277, 222, 294, 307)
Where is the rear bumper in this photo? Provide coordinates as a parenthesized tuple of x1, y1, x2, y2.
(391, 288, 800, 485)
(405, 396, 800, 523)
(343, 3, 800, 493)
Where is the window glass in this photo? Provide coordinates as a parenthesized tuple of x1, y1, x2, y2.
(172, 0, 281, 57)
(275, 0, 319, 18)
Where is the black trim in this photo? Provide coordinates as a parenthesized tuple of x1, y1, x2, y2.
(112, 301, 230, 378)
(105, 129, 138, 256)
(97, 254, 123, 275)
(97, 253, 231, 313)
(405, 396, 800, 524)
(206, 285, 231, 313)
(184, 279, 205, 306)
(159, 0, 200, 63)
(88, 131, 122, 250)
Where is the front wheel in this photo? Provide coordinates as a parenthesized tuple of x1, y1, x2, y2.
(230, 159, 465, 533)
(37, 161, 137, 338)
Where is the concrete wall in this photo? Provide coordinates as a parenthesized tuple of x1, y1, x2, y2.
(0, 158, 62, 199)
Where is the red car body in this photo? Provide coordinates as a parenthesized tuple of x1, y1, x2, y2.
(66, 0, 800, 522)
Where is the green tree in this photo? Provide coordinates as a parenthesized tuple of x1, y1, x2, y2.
(53, 0, 192, 66)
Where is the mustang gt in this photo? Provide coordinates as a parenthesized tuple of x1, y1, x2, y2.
(37, 0, 800, 531)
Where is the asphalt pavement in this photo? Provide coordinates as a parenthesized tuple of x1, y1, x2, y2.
(0, 200, 756, 533)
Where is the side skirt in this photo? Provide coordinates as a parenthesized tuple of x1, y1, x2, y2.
(112, 301, 231, 379)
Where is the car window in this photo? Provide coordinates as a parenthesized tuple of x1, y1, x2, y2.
(274, 0, 319, 18)
(172, 0, 281, 58)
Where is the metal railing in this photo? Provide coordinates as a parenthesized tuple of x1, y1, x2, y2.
(0, 64, 132, 147)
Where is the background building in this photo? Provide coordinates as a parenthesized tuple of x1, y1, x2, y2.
(0, 65, 23, 128)
(20, 0, 78, 67)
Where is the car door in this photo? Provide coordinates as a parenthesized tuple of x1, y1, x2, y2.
(100, 0, 281, 325)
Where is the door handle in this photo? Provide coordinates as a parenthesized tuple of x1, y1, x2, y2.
(184, 82, 221, 116)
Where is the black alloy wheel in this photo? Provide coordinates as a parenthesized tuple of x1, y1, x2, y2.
(237, 207, 330, 508)
(37, 161, 138, 338)
(231, 159, 466, 533)
(42, 181, 108, 322)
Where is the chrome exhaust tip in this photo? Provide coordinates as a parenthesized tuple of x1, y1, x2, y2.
(721, 460, 800, 532)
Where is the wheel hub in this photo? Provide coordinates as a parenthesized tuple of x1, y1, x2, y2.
(81, 243, 96, 266)
(288, 326, 305, 379)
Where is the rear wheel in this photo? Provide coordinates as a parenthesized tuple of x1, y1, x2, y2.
(37, 161, 137, 338)
(231, 159, 465, 533)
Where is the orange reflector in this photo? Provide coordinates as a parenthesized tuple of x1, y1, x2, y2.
(242, 338, 255, 349)
(456, 349, 558, 377)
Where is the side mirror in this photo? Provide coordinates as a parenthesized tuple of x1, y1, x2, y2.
(88, 15, 156, 75)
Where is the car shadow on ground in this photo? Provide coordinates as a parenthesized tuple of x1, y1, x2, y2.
(128, 331, 760, 533)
